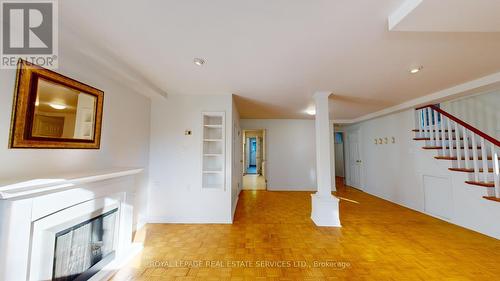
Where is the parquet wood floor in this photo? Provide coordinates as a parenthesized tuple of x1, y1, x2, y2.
(111, 179, 500, 280)
(243, 175, 267, 190)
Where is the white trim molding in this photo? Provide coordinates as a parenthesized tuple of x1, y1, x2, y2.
(388, 0, 423, 30)
(0, 168, 143, 200)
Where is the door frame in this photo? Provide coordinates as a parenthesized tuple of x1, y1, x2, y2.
(242, 129, 267, 187)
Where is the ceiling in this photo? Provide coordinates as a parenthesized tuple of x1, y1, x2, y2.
(390, 0, 500, 32)
(36, 79, 79, 114)
(59, 0, 500, 119)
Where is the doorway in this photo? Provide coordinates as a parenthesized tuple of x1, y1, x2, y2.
(247, 137, 257, 174)
(334, 131, 345, 179)
(242, 129, 267, 190)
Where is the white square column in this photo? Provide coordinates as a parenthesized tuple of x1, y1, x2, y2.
(311, 91, 341, 227)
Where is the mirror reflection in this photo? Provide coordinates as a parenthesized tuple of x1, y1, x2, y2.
(32, 78, 97, 140)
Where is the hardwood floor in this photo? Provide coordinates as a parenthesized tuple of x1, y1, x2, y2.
(242, 175, 267, 190)
(112, 179, 500, 280)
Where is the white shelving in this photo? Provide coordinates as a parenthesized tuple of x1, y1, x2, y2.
(201, 112, 225, 190)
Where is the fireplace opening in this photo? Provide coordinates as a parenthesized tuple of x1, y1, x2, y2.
(52, 208, 118, 281)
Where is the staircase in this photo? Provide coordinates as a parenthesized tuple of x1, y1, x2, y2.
(413, 105, 500, 202)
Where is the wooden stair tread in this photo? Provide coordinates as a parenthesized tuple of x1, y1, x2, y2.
(449, 168, 493, 173)
(413, 138, 463, 141)
(422, 146, 482, 150)
(444, 146, 481, 149)
(412, 129, 455, 132)
(435, 156, 456, 160)
(465, 181, 495, 188)
(483, 196, 500, 202)
(435, 156, 493, 161)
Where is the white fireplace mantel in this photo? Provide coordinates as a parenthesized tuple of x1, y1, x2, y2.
(0, 167, 144, 281)
(0, 168, 143, 200)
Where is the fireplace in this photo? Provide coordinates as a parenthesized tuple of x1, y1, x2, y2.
(28, 198, 122, 281)
(0, 168, 143, 281)
(53, 209, 118, 281)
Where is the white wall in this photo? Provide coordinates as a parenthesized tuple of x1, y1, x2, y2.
(240, 119, 317, 191)
(0, 59, 151, 229)
(441, 90, 500, 139)
(147, 94, 234, 223)
(344, 109, 500, 238)
(231, 98, 242, 219)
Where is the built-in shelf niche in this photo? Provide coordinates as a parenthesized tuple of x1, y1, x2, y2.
(202, 112, 225, 190)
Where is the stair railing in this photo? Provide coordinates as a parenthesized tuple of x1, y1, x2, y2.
(415, 104, 500, 199)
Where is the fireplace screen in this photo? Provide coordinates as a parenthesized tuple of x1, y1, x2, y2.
(52, 208, 118, 281)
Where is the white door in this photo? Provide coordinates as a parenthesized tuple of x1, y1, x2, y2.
(347, 130, 362, 189)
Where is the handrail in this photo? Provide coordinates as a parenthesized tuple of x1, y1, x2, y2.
(416, 104, 500, 147)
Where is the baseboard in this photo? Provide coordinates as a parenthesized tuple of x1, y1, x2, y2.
(145, 216, 232, 224)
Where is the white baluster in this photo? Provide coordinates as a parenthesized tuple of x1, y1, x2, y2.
(423, 108, 428, 138)
(462, 127, 470, 170)
(418, 109, 424, 138)
(447, 118, 455, 158)
(440, 114, 447, 156)
(434, 110, 439, 147)
(426, 108, 436, 146)
(455, 122, 461, 169)
(414, 110, 418, 129)
(471, 134, 480, 182)
(414, 110, 419, 137)
(433, 110, 440, 148)
(480, 137, 488, 183)
(493, 144, 499, 198)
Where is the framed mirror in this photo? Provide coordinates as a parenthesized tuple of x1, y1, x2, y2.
(9, 60, 104, 149)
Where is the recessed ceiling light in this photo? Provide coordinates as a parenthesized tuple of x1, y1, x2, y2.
(193, 58, 205, 66)
(49, 103, 66, 110)
(306, 108, 316, 116)
(410, 66, 423, 74)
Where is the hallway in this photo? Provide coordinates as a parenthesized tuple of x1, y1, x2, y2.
(242, 175, 266, 190)
(112, 181, 500, 280)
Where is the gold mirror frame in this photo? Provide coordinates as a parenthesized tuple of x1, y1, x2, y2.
(9, 60, 104, 149)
